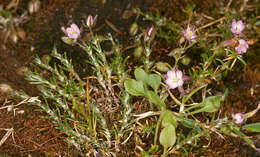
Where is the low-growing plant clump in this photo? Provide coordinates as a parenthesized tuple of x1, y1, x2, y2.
(1, 0, 260, 156)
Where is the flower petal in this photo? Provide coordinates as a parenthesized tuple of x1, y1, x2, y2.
(176, 70, 183, 79)
(165, 79, 178, 89)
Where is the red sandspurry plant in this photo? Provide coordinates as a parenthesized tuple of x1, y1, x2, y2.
(20, 6, 259, 156)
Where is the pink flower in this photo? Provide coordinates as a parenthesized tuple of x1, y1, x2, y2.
(232, 113, 244, 124)
(235, 39, 248, 54)
(165, 69, 189, 94)
(182, 25, 197, 41)
(66, 24, 80, 39)
(230, 20, 245, 35)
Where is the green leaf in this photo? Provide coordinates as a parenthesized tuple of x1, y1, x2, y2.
(161, 110, 177, 127)
(124, 79, 145, 96)
(237, 55, 247, 66)
(159, 125, 176, 149)
(242, 123, 260, 132)
(177, 116, 197, 128)
(147, 90, 165, 108)
(147, 74, 161, 92)
(182, 84, 207, 104)
(134, 68, 148, 83)
(232, 126, 255, 149)
(186, 96, 222, 115)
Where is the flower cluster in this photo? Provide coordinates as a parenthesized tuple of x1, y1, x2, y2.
(230, 19, 248, 55)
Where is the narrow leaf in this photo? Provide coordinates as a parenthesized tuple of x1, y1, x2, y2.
(242, 123, 260, 133)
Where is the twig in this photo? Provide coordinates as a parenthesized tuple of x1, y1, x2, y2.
(0, 128, 14, 147)
(245, 102, 260, 118)
(121, 131, 133, 145)
(105, 19, 124, 35)
(167, 90, 183, 106)
(225, 0, 233, 12)
(0, 97, 40, 110)
(240, 0, 248, 13)
(197, 17, 226, 31)
(133, 111, 161, 121)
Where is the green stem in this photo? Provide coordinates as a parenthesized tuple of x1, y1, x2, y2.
(162, 147, 168, 157)
(170, 130, 208, 152)
(154, 114, 163, 145)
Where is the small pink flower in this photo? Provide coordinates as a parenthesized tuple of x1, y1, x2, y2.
(182, 25, 197, 41)
(165, 69, 189, 95)
(66, 24, 80, 39)
(232, 113, 244, 124)
(165, 69, 184, 89)
(230, 20, 245, 35)
(235, 39, 248, 54)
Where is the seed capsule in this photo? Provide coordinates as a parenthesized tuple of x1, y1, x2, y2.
(129, 22, 138, 36)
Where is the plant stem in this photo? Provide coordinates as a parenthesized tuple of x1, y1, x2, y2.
(163, 147, 168, 157)
(154, 113, 163, 146)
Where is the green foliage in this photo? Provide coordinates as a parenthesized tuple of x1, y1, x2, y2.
(161, 110, 177, 127)
(135, 68, 148, 83)
(124, 79, 145, 96)
(147, 90, 165, 109)
(159, 125, 176, 153)
(19, 3, 258, 156)
(147, 74, 161, 92)
(242, 123, 260, 132)
(185, 96, 222, 115)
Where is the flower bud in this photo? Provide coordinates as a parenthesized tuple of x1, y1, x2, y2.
(144, 26, 155, 42)
(10, 31, 18, 43)
(61, 36, 75, 45)
(0, 83, 13, 94)
(7, 106, 13, 112)
(86, 15, 98, 28)
(156, 62, 169, 72)
(28, 0, 41, 14)
(42, 55, 52, 64)
(147, 26, 155, 37)
(86, 15, 93, 27)
(17, 110, 25, 114)
(181, 56, 191, 65)
(129, 22, 138, 36)
(17, 66, 30, 76)
(133, 46, 143, 59)
(168, 48, 185, 59)
(17, 28, 26, 40)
